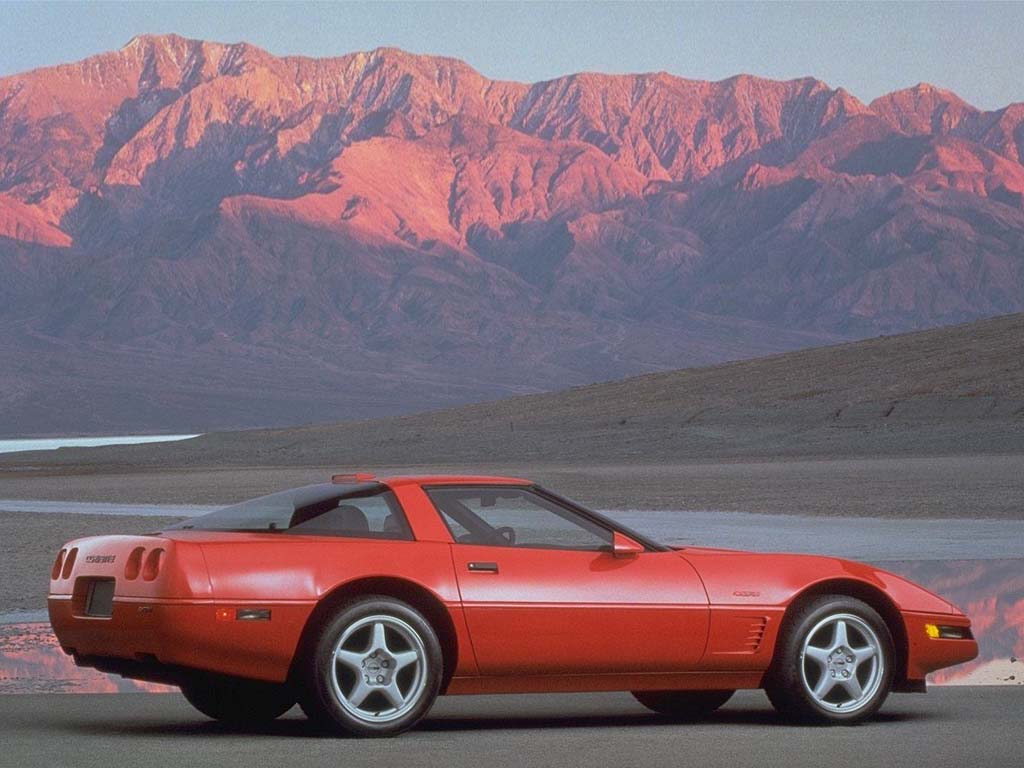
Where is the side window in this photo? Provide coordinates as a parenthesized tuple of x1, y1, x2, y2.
(426, 487, 611, 551)
(287, 491, 413, 540)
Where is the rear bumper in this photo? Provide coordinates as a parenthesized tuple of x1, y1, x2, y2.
(48, 596, 313, 684)
(902, 610, 978, 683)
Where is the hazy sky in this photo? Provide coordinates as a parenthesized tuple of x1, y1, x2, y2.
(1, 1, 1021, 110)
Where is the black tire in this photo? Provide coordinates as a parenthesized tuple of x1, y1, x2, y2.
(632, 689, 734, 719)
(765, 594, 894, 724)
(297, 596, 443, 737)
(180, 674, 295, 723)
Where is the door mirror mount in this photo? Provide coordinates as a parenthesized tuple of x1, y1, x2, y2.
(612, 531, 644, 558)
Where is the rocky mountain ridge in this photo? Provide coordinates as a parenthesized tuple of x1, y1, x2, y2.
(1, 35, 1022, 433)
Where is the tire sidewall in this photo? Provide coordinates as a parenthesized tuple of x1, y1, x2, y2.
(769, 595, 894, 724)
(303, 596, 443, 736)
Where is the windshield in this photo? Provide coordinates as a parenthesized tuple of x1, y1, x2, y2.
(168, 482, 383, 532)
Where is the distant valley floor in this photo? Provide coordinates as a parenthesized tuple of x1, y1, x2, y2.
(1, 454, 1021, 518)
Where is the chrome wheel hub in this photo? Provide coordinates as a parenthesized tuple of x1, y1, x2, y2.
(361, 649, 396, 685)
(800, 613, 885, 713)
(330, 615, 427, 723)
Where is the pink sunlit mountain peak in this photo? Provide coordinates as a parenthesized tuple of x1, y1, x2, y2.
(1, 37, 1023, 433)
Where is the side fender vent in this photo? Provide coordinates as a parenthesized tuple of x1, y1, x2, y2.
(744, 617, 768, 651)
(708, 613, 772, 657)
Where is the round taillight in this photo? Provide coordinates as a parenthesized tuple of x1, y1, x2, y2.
(142, 548, 164, 581)
(51, 549, 66, 580)
(124, 546, 145, 580)
(61, 547, 78, 579)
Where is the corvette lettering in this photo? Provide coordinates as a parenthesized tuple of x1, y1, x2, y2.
(84, 555, 116, 564)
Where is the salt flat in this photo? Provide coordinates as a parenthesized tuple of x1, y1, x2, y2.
(4, 499, 1021, 561)
(602, 509, 1024, 560)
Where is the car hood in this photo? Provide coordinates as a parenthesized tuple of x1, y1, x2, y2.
(677, 547, 958, 614)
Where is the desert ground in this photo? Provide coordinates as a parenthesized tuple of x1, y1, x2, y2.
(2, 454, 1023, 516)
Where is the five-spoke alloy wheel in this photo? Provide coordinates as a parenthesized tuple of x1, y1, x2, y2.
(299, 596, 442, 736)
(766, 595, 894, 724)
(800, 613, 885, 713)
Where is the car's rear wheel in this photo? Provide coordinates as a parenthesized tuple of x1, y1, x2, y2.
(180, 674, 295, 723)
(765, 595, 893, 724)
(632, 689, 734, 718)
(298, 596, 442, 737)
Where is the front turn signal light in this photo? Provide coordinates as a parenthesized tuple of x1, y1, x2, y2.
(925, 623, 972, 640)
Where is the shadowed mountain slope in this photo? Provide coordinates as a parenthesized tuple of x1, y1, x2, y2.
(2, 37, 1023, 434)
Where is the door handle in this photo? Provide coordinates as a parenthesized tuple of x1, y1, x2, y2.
(467, 561, 499, 573)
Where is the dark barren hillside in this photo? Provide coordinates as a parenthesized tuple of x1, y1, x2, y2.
(2, 314, 1022, 518)
(10, 312, 1022, 470)
(2, 35, 1024, 434)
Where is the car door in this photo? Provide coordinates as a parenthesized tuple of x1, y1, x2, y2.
(425, 485, 709, 676)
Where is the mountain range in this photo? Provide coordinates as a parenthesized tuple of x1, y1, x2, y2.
(2, 35, 1023, 434)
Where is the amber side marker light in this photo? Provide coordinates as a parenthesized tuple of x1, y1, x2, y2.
(925, 624, 973, 640)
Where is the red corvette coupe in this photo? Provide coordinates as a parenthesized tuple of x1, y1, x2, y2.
(49, 474, 977, 735)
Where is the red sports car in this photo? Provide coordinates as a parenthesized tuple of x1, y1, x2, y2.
(49, 474, 977, 735)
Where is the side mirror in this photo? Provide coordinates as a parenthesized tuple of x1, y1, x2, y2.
(612, 531, 644, 558)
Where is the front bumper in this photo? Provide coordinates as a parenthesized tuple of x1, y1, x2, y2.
(902, 610, 978, 683)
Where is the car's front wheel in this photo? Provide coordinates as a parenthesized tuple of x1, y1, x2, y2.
(180, 674, 296, 723)
(765, 595, 893, 724)
(632, 689, 734, 718)
(298, 596, 442, 737)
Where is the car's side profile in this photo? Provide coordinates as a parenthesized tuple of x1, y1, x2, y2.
(48, 474, 977, 735)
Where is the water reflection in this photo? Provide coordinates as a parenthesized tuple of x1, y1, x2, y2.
(1, 559, 1019, 693)
(882, 559, 1023, 685)
(0, 622, 172, 693)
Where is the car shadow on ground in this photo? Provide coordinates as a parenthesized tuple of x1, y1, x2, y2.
(56, 706, 932, 739)
(420, 708, 928, 732)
